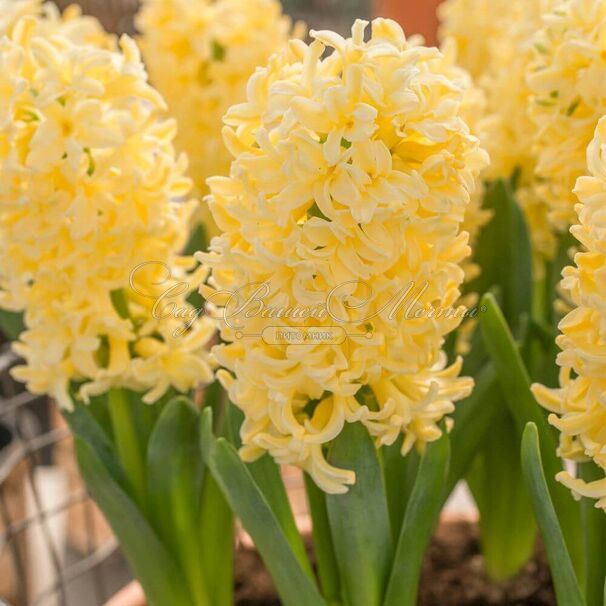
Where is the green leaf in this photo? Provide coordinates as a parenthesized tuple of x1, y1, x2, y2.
(546, 230, 576, 328)
(479, 293, 548, 436)
(383, 431, 450, 606)
(579, 462, 606, 606)
(304, 473, 341, 604)
(110, 289, 130, 319)
(199, 409, 325, 606)
(521, 424, 584, 606)
(466, 406, 536, 581)
(75, 437, 195, 606)
(108, 389, 148, 509)
(326, 422, 393, 606)
(480, 293, 584, 577)
(0, 309, 25, 341)
(184, 222, 209, 257)
(62, 401, 128, 491)
(248, 454, 313, 577)
(445, 363, 498, 499)
(508, 188, 534, 329)
(198, 384, 234, 606)
(146, 397, 210, 606)
(383, 437, 419, 541)
(199, 471, 234, 606)
(219, 398, 311, 575)
(465, 179, 533, 337)
(224, 399, 245, 447)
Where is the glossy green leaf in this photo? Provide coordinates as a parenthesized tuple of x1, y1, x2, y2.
(480, 293, 583, 576)
(579, 462, 606, 606)
(75, 437, 195, 606)
(198, 384, 234, 606)
(220, 399, 311, 576)
(184, 222, 209, 256)
(383, 437, 419, 541)
(545, 230, 576, 329)
(0, 309, 24, 341)
(304, 473, 341, 604)
(521, 424, 584, 606)
(199, 471, 234, 606)
(326, 422, 392, 606)
(445, 363, 498, 499)
(383, 430, 450, 606)
(108, 389, 148, 509)
(147, 397, 210, 606)
(199, 409, 325, 606)
(479, 292, 550, 438)
(63, 400, 127, 491)
(466, 179, 533, 336)
(248, 454, 312, 576)
(466, 406, 535, 581)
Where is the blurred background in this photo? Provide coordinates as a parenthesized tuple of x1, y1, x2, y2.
(50, 0, 443, 42)
(0, 1, 445, 605)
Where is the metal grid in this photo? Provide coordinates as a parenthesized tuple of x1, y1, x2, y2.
(0, 343, 130, 606)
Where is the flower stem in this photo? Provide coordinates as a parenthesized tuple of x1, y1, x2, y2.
(108, 388, 147, 511)
(304, 473, 341, 604)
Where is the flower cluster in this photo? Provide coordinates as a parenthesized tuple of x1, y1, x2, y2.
(532, 117, 606, 509)
(201, 19, 488, 493)
(437, 0, 509, 81)
(0, 0, 114, 47)
(439, 0, 556, 262)
(137, 0, 298, 208)
(0, 13, 215, 409)
(438, 38, 491, 285)
(527, 0, 606, 232)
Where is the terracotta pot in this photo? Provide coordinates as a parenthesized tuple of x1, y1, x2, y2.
(373, 0, 443, 46)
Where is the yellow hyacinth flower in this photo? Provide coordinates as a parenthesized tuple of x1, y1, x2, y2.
(438, 0, 510, 81)
(437, 38, 491, 285)
(0, 0, 114, 47)
(137, 0, 299, 208)
(532, 116, 606, 510)
(527, 0, 606, 232)
(440, 0, 556, 263)
(0, 14, 215, 409)
(201, 19, 488, 493)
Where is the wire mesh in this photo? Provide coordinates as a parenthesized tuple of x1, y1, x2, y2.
(0, 341, 131, 606)
(1, 0, 141, 599)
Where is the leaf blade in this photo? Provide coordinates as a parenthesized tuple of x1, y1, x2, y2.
(480, 292, 583, 574)
(199, 409, 325, 606)
(383, 431, 450, 606)
(326, 422, 393, 606)
(520, 423, 584, 606)
(146, 397, 210, 606)
(75, 437, 194, 606)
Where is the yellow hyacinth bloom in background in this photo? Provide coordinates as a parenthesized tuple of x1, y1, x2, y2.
(0, 13, 215, 409)
(0, 0, 114, 47)
(137, 0, 299, 227)
(532, 116, 606, 510)
(437, 0, 509, 81)
(437, 38, 491, 284)
(527, 0, 606, 232)
(439, 0, 556, 263)
(201, 19, 488, 493)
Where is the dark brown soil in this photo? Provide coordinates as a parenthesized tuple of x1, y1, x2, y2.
(418, 520, 555, 606)
(234, 521, 555, 606)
